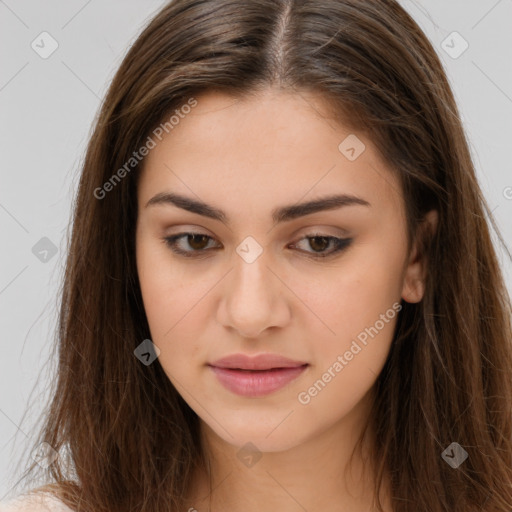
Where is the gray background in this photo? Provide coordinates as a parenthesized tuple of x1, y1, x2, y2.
(1, 0, 511, 500)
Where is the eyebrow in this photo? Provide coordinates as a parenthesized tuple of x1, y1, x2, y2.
(145, 192, 371, 224)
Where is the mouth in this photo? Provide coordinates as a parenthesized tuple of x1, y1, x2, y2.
(208, 362, 309, 397)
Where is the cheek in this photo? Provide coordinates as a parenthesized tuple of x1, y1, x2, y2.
(135, 235, 215, 370)
(288, 244, 403, 391)
(295, 276, 400, 416)
(136, 235, 185, 338)
(137, 242, 170, 331)
(292, 251, 403, 340)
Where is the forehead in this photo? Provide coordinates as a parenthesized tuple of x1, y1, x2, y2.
(137, 89, 404, 222)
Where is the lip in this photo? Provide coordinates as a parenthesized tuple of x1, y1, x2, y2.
(210, 353, 308, 370)
(208, 353, 309, 397)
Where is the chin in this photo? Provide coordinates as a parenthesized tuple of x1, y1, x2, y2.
(202, 417, 309, 454)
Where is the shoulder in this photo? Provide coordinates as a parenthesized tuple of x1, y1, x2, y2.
(0, 492, 74, 512)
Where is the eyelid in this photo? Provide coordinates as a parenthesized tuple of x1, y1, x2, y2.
(163, 224, 349, 240)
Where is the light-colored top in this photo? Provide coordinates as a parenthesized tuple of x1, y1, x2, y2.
(0, 492, 74, 512)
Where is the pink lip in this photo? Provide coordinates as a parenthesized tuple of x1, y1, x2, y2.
(210, 353, 308, 370)
(208, 353, 308, 397)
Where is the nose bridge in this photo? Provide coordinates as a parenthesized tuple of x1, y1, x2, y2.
(220, 240, 285, 337)
(231, 243, 274, 307)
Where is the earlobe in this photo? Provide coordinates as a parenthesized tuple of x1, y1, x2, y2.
(401, 275, 425, 304)
(401, 209, 438, 304)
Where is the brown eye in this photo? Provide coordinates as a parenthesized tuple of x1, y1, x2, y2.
(291, 235, 353, 259)
(187, 234, 210, 250)
(308, 236, 330, 252)
(162, 232, 220, 257)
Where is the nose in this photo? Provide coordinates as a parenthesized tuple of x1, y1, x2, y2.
(217, 248, 291, 339)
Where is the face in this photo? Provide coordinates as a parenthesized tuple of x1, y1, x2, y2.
(135, 89, 430, 453)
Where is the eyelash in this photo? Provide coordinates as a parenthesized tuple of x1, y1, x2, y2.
(161, 232, 352, 260)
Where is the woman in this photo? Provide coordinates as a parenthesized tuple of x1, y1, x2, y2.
(2, 0, 511, 511)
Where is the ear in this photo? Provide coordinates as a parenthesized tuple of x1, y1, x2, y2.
(401, 209, 438, 304)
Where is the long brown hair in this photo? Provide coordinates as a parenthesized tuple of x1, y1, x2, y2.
(11, 0, 512, 511)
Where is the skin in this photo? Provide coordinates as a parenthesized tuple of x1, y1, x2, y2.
(135, 88, 437, 511)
